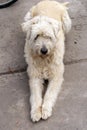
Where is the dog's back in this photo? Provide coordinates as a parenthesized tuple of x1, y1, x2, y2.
(30, 0, 68, 21)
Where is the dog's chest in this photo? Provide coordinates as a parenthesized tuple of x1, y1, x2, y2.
(34, 56, 55, 79)
(41, 67, 51, 79)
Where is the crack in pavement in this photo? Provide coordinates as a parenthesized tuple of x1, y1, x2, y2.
(64, 58, 87, 65)
(0, 58, 87, 76)
(0, 67, 26, 76)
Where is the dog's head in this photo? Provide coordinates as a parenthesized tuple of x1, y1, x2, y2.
(22, 11, 71, 57)
(22, 16, 61, 56)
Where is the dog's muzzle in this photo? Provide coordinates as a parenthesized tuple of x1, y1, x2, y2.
(40, 46, 48, 55)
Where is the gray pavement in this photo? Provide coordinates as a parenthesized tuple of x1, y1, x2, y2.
(0, 0, 87, 130)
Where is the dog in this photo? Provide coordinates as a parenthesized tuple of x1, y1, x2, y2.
(22, 0, 71, 122)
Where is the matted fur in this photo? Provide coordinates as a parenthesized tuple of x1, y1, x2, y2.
(22, 0, 71, 122)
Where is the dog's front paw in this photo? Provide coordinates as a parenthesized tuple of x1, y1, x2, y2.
(31, 107, 42, 122)
(42, 105, 52, 120)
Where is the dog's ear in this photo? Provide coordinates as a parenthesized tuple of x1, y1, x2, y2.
(21, 11, 32, 33)
(61, 3, 71, 33)
(62, 2, 69, 7)
(21, 15, 39, 33)
(21, 21, 31, 33)
(62, 11, 71, 33)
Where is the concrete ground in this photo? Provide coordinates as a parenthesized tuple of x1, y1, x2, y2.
(0, 0, 87, 130)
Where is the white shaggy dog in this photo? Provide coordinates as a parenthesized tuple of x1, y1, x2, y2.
(22, 0, 71, 122)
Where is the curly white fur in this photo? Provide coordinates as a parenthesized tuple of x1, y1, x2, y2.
(22, 0, 71, 122)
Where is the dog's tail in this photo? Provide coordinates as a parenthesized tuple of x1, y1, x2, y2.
(62, 2, 70, 9)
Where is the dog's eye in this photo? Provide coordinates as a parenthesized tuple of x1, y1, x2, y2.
(43, 35, 51, 40)
(46, 36, 52, 40)
(49, 36, 52, 40)
(34, 34, 39, 41)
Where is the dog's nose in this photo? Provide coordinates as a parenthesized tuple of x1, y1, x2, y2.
(41, 46, 48, 55)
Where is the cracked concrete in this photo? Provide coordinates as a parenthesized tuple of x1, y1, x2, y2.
(0, 0, 87, 129)
(0, 62, 87, 130)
